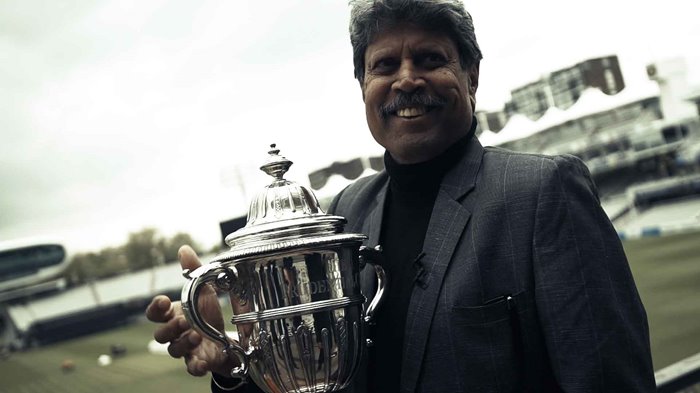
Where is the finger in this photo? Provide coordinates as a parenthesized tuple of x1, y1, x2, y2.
(179, 245, 218, 299)
(154, 316, 190, 344)
(167, 329, 202, 358)
(179, 245, 219, 299)
(145, 295, 175, 323)
(178, 245, 202, 271)
(186, 358, 210, 377)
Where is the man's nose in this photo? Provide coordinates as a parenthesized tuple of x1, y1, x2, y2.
(392, 61, 425, 92)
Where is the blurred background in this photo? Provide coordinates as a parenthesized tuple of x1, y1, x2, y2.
(1, 0, 699, 391)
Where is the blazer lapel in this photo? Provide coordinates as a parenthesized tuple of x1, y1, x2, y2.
(357, 175, 388, 312)
(352, 176, 388, 393)
(400, 138, 485, 393)
(366, 180, 388, 247)
(342, 171, 388, 247)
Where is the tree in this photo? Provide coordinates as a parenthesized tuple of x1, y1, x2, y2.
(64, 228, 203, 283)
(123, 228, 201, 270)
(162, 232, 200, 263)
(123, 228, 160, 271)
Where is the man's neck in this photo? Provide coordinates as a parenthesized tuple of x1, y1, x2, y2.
(384, 117, 477, 192)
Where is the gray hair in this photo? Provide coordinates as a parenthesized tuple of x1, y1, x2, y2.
(349, 0, 483, 84)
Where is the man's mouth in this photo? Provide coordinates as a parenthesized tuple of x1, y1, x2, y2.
(394, 106, 435, 119)
(379, 92, 446, 120)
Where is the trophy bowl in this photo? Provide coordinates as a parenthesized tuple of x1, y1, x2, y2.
(181, 145, 385, 393)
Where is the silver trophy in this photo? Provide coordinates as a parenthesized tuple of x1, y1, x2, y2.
(181, 145, 386, 393)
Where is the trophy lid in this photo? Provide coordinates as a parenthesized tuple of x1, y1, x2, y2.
(216, 144, 366, 262)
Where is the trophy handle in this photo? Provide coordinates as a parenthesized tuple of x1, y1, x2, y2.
(181, 262, 249, 385)
(358, 245, 387, 325)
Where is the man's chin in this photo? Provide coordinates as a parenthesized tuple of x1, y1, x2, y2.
(386, 135, 449, 164)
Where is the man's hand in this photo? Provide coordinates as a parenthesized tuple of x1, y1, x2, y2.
(145, 245, 237, 377)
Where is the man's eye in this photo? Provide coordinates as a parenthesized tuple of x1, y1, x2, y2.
(422, 53, 446, 67)
(372, 58, 397, 72)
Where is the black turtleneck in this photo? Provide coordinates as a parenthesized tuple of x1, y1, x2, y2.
(367, 121, 475, 393)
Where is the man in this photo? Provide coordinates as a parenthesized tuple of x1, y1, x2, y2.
(146, 0, 656, 391)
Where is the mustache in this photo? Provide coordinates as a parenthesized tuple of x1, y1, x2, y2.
(380, 91, 447, 118)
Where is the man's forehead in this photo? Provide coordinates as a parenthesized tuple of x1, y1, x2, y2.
(367, 23, 457, 51)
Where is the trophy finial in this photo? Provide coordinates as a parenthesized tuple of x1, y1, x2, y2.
(260, 143, 292, 180)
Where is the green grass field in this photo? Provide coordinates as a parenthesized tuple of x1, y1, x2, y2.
(0, 320, 211, 393)
(623, 229, 700, 371)
(1, 229, 698, 392)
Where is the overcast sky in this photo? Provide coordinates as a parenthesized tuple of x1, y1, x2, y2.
(2, 0, 699, 253)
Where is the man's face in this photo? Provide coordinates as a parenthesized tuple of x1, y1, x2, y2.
(362, 23, 479, 164)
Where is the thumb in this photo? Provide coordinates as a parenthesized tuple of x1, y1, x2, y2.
(178, 245, 202, 271)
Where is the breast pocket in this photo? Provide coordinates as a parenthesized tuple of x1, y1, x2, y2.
(449, 292, 531, 393)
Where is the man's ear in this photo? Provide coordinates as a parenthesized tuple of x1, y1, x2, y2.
(466, 61, 480, 111)
(359, 79, 366, 101)
(467, 61, 480, 95)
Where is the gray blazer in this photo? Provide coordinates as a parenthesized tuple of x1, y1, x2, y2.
(328, 138, 655, 392)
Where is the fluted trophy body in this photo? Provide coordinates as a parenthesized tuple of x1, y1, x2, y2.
(233, 246, 364, 392)
(181, 145, 386, 393)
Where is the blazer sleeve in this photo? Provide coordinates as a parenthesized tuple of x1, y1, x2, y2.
(532, 154, 656, 392)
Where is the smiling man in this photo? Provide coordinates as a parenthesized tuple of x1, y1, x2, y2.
(362, 23, 479, 164)
(146, 1, 656, 392)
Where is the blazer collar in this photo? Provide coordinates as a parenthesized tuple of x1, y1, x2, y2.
(440, 136, 484, 201)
